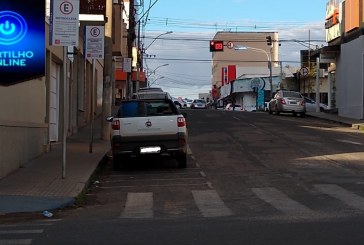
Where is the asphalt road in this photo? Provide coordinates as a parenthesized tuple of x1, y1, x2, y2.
(2, 109, 364, 245)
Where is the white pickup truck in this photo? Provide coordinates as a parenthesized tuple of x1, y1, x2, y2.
(107, 98, 188, 170)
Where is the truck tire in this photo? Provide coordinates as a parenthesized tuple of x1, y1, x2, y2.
(177, 153, 187, 168)
(113, 154, 121, 171)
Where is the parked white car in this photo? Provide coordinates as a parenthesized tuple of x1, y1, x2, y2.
(185, 99, 193, 108)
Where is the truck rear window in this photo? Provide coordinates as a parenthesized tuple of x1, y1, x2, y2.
(117, 100, 178, 118)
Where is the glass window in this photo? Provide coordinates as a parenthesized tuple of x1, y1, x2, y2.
(117, 101, 145, 118)
(283, 91, 301, 98)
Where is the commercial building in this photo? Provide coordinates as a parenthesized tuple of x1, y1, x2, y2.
(323, 0, 364, 120)
(211, 32, 281, 111)
(0, 0, 143, 179)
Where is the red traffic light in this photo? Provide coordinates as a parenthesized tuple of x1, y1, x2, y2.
(210, 40, 224, 52)
(266, 36, 272, 46)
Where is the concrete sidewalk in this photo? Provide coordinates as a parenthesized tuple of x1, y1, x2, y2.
(306, 111, 364, 128)
(0, 111, 362, 215)
(0, 116, 110, 215)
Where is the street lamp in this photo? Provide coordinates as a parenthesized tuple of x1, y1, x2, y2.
(147, 64, 169, 77)
(235, 46, 273, 98)
(138, 32, 172, 90)
(149, 76, 165, 87)
(144, 31, 173, 51)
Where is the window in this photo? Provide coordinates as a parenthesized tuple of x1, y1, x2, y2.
(117, 101, 143, 118)
(282, 91, 301, 98)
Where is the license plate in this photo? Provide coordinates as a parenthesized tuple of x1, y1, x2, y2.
(140, 146, 161, 154)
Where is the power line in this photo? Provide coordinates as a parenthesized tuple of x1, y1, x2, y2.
(145, 57, 302, 64)
(145, 16, 325, 32)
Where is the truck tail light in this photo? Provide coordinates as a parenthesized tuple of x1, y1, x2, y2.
(112, 120, 120, 130)
(301, 100, 305, 106)
(177, 116, 186, 127)
(280, 98, 286, 105)
(179, 138, 186, 146)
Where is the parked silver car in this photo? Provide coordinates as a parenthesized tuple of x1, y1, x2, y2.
(268, 90, 306, 117)
(190, 99, 207, 109)
(304, 97, 328, 112)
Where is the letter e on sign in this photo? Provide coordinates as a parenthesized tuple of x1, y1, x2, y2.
(60, 1, 73, 15)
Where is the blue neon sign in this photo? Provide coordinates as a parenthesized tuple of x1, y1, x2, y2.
(0, 2, 45, 86)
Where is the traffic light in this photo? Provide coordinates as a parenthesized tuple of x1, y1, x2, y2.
(209, 40, 224, 52)
(266, 36, 272, 46)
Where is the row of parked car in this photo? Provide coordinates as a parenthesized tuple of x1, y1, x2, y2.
(224, 90, 328, 116)
(173, 98, 209, 109)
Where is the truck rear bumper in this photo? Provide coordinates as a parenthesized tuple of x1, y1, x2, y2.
(111, 133, 187, 157)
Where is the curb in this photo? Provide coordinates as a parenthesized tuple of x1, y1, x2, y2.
(352, 123, 364, 131)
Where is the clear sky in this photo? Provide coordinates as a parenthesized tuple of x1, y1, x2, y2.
(141, 0, 328, 99)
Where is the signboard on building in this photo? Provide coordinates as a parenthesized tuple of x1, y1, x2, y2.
(123, 58, 132, 72)
(84, 25, 104, 59)
(0, 0, 45, 85)
(325, 0, 342, 42)
(320, 52, 336, 63)
(50, 0, 80, 46)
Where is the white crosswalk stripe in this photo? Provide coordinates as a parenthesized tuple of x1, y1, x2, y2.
(121, 192, 154, 218)
(252, 187, 313, 215)
(192, 190, 232, 217)
(0, 220, 59, 245)
(0, 239, 32, 245)
(116, 185, 364, 219)
(0, 229, 43, 234)
(315, 184, 364, 211)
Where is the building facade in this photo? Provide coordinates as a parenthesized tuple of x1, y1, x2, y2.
(211, 32, 280, 110)
(324, 0, 364, 119)
(0, 1, 130, 179)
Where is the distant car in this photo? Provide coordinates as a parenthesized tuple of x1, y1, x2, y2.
(173, 100, 183, 109)
(132, 88, 172, 100)
(190, 99, 207, 109)
(304, 97, 328, 112)
(172, 97, 187, 109)
(137, 87, 164, 93)
(268, 90, 306, 117)
(225, 103, 244, 111)
(185, 99, 193, 108)
(180, 99, 188, 108)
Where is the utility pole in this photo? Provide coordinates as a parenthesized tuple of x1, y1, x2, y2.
(127, 0, 135, 98)
(101, 0, 113, 140)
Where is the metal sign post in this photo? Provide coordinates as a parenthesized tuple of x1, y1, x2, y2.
(50, 0, 80, 179)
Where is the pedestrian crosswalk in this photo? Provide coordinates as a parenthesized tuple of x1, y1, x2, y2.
(315, 184, 364, 211)
(0, 219, 59, 245)
(191, 190, 233, 217)
(118, 184, 364, 220)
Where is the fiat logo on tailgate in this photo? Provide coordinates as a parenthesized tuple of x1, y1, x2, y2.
(145, 120, 152, 128)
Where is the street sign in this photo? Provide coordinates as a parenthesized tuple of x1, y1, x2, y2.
(226, 41, 234, 49)
(50, 0, 80, 46)
(84, 26, 105, 59)
(300, 67, 309, 77)
(123, 58, 132, 72)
